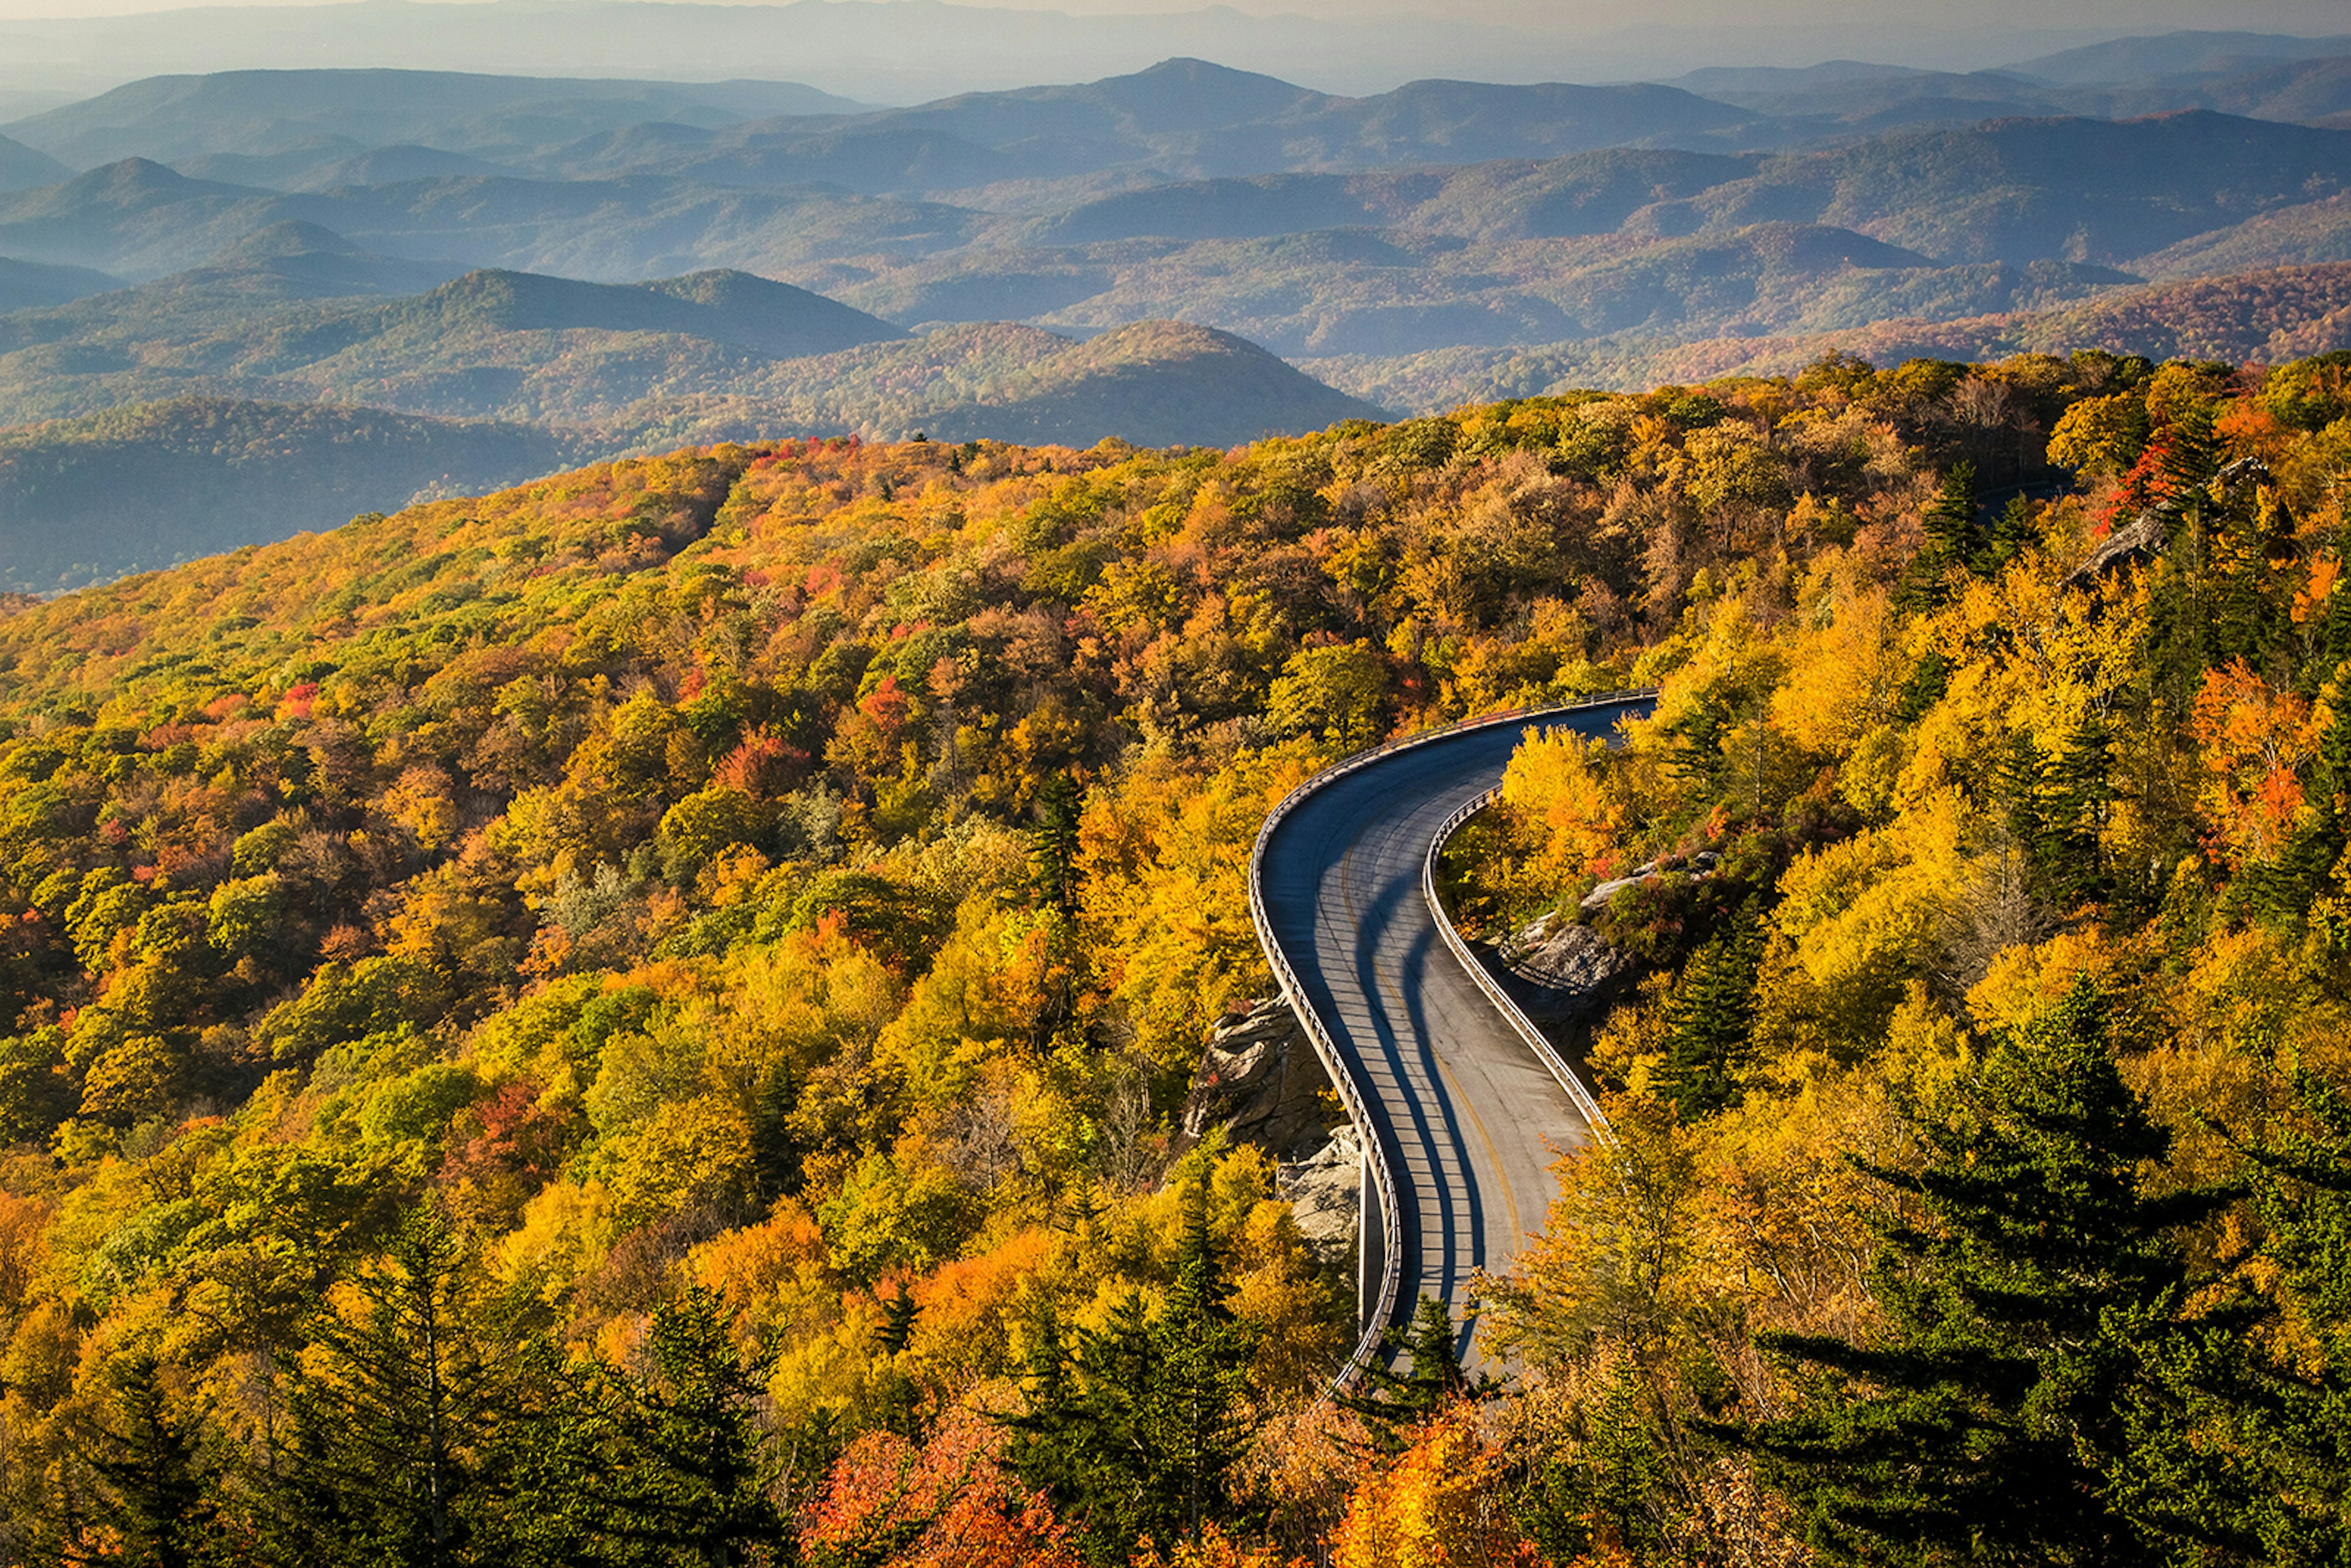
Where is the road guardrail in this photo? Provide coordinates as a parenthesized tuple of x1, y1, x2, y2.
(1247, 688, 1655, 1395)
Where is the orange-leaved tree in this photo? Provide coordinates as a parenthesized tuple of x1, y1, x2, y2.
(1329, 1406, 1544, 1568)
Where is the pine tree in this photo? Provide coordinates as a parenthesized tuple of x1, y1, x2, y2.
(1741, 978, 2227, 1566)
(77, 1352, 217, 1568)
(1007, 1180, 1259, 1564)
(275, 1204, 516, 1568)
(2110, 1071, 2351, 1564)
(473, 1338, 630, 1568)
(877, 1280, 918, 1356)
(1998, 726, 2110, 909)
(1142, 1179, 1261, 1547)
(609, 1285, 786, 1567)
(1979, 493, 2035, 576)
(1030, 773, 1084, 915)
(2249, 677, 2351, 929)
(1899, 463, 1981, 610)
(747, 1058, 800, 1207)
(1518, 1362, 1664, 1562)
(1658, 901, 1763, 1120)
(872, 1280, 924, 1439)
(1341, 1296, 1497, 1456)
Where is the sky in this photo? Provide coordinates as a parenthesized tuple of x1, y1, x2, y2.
(0, 0, 2343, 108)
(0, 0, 2341, 28)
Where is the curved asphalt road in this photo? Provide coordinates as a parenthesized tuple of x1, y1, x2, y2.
(1255, 697, 1654, 1373)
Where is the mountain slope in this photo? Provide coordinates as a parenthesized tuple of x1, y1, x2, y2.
(0, 312, 1384, 585)
(0, 133, 69, 192)
(0, 264, 909, 428)
(1302, 259, 2351, 409)
(863, 318, 1386, 445)
(5, 69, 866, 168)
(372, 268, 909, 357)
(0, 397, 594, 590)
(2004, 30, 2351, 84)
(0, 257, 119, 313)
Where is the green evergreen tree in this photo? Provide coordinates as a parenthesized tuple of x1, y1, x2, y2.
(877, 1281, 918, 1356)
(472, 1338, 631, 1568)
(1659, 901, 1763, 1120)
(1029, 773, 1084, 916)
(276, 1204, 513, 1568)
(2111, 1071, 2351, 1564)
(608, 1285, 786, 1567)
(1978, 493, 2035, 576)
(872, 1281, 924, 1438)
(1142, 1178, 1259, 1547)
(1518, 1362, 1664, 1564)
(77, 1352, 218, 1568)
(748, 1058, 801, 1207)
(1340, 1295, 1497, 1455)
(1007, 1179, 1259, 1564)
(2249, 677, 2351, 930)
(1996, 726, 2110, 909)
(1899, 463, 1981, 610)
(1741, 978, 2226, 1566)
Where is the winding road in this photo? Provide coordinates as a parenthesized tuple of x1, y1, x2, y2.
(1249, 695, 1656, 1379)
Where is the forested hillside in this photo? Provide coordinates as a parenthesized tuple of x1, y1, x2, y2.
(0, 314, 1382, 590)
(2, 345, 2351, 1563)
(0, 399, 599, 592)
(9, 64, 2351, 595)
(1319, 259, 2351, 410)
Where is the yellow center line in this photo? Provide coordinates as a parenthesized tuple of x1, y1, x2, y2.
(1428, 1048, 1521, 1258)
(1334, 817, 1522, 1283)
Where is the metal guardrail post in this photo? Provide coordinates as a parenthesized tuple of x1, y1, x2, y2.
(1246, 689, 1656, 1398)
(1423, 789, 1615, 1140)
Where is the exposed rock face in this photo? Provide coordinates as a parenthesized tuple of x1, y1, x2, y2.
(2063, 508, 2162, 590)
(1502, 909, 1635, 1027)
(1577, 850, 1716, 915)
(1176, 995, 1337, 1161)
(1176, 995, 1357, 1263)
(1277, 1122, 1361, 1257)
(2060, 456, 2270, 594)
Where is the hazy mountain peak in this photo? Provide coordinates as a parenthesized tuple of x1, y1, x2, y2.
(399, 265, 908, 358)
(1100, 55, 1327, 123)
(47, 156, 250, 210)
(0, 134, 71, 194)
(209, 219, 368, 263)
(2005, 29, 2351, 86)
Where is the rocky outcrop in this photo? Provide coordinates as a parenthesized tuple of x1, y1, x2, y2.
(2063, 508, 2162, 591)
(1176, 996, 1340, 1161)
(1577, 850, 1716, 915)
(1277, 1122, 1361, 1257)
(2060, 456, 2273, 594)
(1176, 995, 1357, 1263)
(1500, 910, 1635, 1027)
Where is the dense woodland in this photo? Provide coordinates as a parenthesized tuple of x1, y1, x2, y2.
(1, 346, 2350, 1564)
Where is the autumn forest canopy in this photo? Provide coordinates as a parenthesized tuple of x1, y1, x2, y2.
(6, 344, 2351, 1564)
(7, 47, 2351, 590)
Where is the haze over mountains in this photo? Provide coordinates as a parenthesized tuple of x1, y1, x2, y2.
(12, 0, 2342, 107)
(5, 29, 2351, 588)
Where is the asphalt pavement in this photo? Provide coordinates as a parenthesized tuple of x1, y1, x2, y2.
(1254, 698, 1652, 1372)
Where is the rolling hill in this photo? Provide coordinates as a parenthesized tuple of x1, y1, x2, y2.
(0, 311, 1381, 587)
(0, 263, 908, 428)
(7, 69, 869, 171)
(4, 57, 2351, 593)
(0, 397, 594, 591)
(0, 135, 68, 193)
(0, 256, 118, 313)
(2, 110, 2345, 361)
(1299, 260, 2351, 408)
